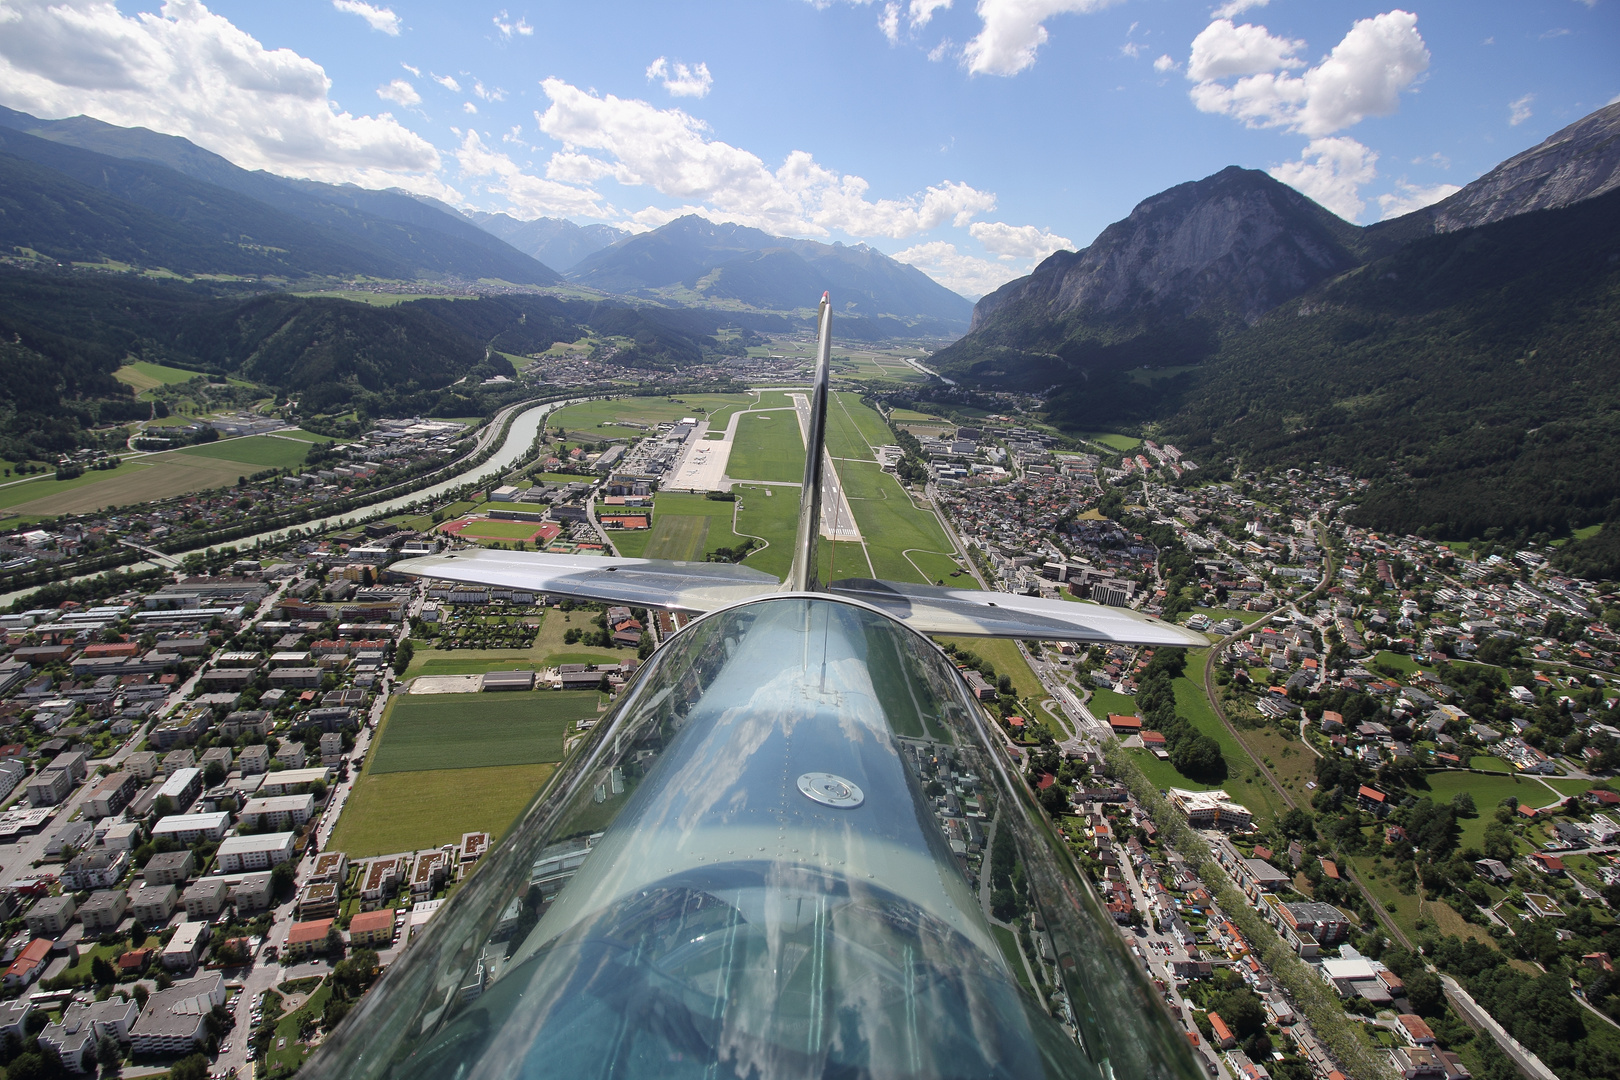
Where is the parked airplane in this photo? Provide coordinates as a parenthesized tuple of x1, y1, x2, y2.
(306, 294, 1207, 1080)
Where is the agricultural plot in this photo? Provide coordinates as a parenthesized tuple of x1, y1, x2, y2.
(113, 361, 199, 394)
(327, 763, 557, 858)
(726, 411, 805, 483)
(368, 690, 600, 773)
(0, 454, 250, 519)
(177, 435, 314, 469)
(634, 492, 752, 561)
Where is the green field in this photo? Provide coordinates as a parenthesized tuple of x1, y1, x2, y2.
(890, 408, 947, 423)
(1082, 433, 1142, 452)
(177, 435, 313, 469)
(455, 518, 549, 540)
(327, 763, 557, 857)
(824, 393, 879, 461)
(1419, 770, 1546, 854)
(839, 461, 955, 583)
(614, 492, 750, 561)
(276, 429, 340, 443)
(368, 691, 599, 773)
(113, 360, 201, 393)
(727, 410, 805, 482)
(1088, 686, 1139, 720)
(548, 394, 755, 437)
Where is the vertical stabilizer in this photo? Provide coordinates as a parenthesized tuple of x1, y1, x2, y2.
(785, 293, 833, 592)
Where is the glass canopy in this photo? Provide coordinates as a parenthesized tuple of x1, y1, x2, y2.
(304, 596, 1203, 1080)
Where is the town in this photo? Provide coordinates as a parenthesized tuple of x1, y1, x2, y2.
(0, 373, 1613, 1080)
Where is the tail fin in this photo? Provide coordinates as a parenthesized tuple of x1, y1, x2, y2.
(785, 292, 832, 592)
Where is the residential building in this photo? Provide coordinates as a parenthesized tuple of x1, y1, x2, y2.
(161, 921, 208, 972)
(143, 850, 195, 887)
(238, 744, 270, 775)
(62, 849, 130, 892)
(156, 767, 203, 809)
(160, 750, 196, 776)
(215, 832, 295, 873)
(259, 767, 331, 795)
(310, 851, 348, 884)
(361, 856, 407, 907)
(229, 873, 273, 914)
(129, 974, 226, 1056)
(320, 731, 344, 766)
(347, 908, 394, 948)
(150, 811, 231, 845)
(411, 851, 449, 897)
(297, 882, 340, 920)
(283, 918, 334, 960)
(131, 884, 178, 927)
(1168, 788, 1254, 830)
(125, 751, 158, 782)
(84, 771, 138, 819)
(182, 878, 229, 920)
(23, 895, 75, 937)
(38, 997, 138, 1071)
(26, 768, 71, 807)
(78, 890, 129, 935)
(239, 794, 315, 830)
(3, 939, 51, 989)
(276, 742, 307, 769)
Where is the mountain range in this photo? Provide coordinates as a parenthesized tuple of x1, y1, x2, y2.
(0, 106, 972, 333)
(930, 102, 1620, 550)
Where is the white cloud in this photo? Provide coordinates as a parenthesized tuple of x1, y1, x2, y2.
(456, 130, 605, 218)
(1187, 19, 1303, 82)
(331, 0, 399, 36)
(891, 240, 1026, 298)
(377, 78, 419, 107)
(400, 62, 420, 77)
(1189, 10, 1429, 138)
(473, 80, 506, 102)
(462, 101, 477, 114)
(1153, 53, 1178, 72)
(1508, 93, 1534, 126)
(1269, 136, 1379, 221)
(1376, 179, 1461, 220)
(432, 73, 460, 92)
(880, 3, 902, 44)
(1212, 0, 1268, 18)
(533, 77, 996, 238)
(492, 10, 533, 39)
(968, 220, 1072, 259)
(963, 0, 1122, 77)
(645, 57, 714, 98)
(910, 0, 952, 27)
(1121, 41, 1144, 58)
(0, 0, 444, 193)
(928, 38, 954, 61)
(545, 151, 617, 184)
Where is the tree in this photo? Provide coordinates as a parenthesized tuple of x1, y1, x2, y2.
(90, 956, 116, 985)
(270, 860, 297, 896)
(1452, 790, 1478, 818)
(325, 924, 347, 961)
(1170, 733, 1227, 781)
(393, 638, 414, 674)
(167, 1054, 209, 1080)
(202, 760, 227, 787)
(95, 1033, 120, 1077)
(1405, 968, 1445, 1016)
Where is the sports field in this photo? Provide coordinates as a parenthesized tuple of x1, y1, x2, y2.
(442, 516, 554, 542)
(368, 691, 600, 773)
(177, 435, 314, 469)
(326, 763, 557, 857)
(726, 410, 804, 482)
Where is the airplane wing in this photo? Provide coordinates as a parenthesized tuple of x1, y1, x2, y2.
(825, 577, 1211, 645)
(391, 549, 779, 613)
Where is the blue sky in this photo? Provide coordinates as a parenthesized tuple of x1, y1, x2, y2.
(0, 0, 1614, 296)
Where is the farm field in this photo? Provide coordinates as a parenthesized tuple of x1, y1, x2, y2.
(407, 609, 624, 673)
(614, 492, 751, 561)
(726, 411, 804, 482)
(369, 690, 599, 773)
(176, 434, 315, 469)
(0, 454, 250, 520)
(113, 360, 199, 393)
(326, 763, 556, 857)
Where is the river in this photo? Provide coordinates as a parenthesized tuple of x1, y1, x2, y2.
(0, 396, 584, 608)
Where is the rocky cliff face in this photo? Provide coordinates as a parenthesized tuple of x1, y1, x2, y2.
(1426, 102, 1620, 232)
(969, 167, 1361, 334)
